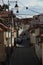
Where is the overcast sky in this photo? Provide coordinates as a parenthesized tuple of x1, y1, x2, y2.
(0, 0, 43, 18)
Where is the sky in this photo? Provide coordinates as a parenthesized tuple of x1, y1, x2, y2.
(0, 0, 43, 18)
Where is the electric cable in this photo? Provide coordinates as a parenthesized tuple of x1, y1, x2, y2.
(18, 0, 40, 14)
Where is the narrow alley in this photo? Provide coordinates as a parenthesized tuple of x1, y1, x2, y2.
(9, 39, 41, 65)
(9, 48, 40, 65)
(0, 0, 43, 65)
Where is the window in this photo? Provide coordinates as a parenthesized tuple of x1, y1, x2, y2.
(35, 17, 38, 20)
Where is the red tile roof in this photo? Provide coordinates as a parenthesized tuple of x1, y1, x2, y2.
(0, 10, 15, 18)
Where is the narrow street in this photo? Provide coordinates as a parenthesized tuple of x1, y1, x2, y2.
(0, 0, 43, 65)
(9, 40, 41, 65)
(10, 48, 40, 65)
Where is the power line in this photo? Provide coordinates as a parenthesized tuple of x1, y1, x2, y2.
(18, 0, 40, 14)
(1, 0, 41, 15)
(6, 0, 40, 14)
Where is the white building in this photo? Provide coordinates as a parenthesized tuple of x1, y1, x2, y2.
(31, 14, 43, 26)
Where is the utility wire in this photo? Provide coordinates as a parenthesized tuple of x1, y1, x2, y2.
(7, 0, 40, 14)
(1, 0, 40, 16)
(18, 0, 40, 14)
(2, 0, 42, 14)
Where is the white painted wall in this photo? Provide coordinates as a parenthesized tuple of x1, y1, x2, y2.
(18, 24, 30, 36)
(35, 44, 41, 60)
(18, 28, 23, 35)
(33, 15, 43, 24)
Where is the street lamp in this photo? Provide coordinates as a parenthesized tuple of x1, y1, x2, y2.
(26, 7, 28, 9)
(15, 1, 19, 13)
(14, 1, 19, 38)
(15, 1, 18, 8)
(16, 9, 19, 13)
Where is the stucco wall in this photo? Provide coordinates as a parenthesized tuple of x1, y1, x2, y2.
(39, 15, 43, 24)
(35, 28, 40, 36)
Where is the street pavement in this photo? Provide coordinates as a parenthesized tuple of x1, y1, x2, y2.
(21, 39, 30, 47)
(9, 39, 41, 65)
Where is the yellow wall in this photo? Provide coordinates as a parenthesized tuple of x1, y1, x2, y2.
(14, 31, 17, 38)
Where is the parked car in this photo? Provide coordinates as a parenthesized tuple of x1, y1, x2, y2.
(20, 32, 30, 40)
(14, 36, 23, 44)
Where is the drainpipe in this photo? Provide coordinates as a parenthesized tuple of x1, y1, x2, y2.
(11, 10, 14, 47)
